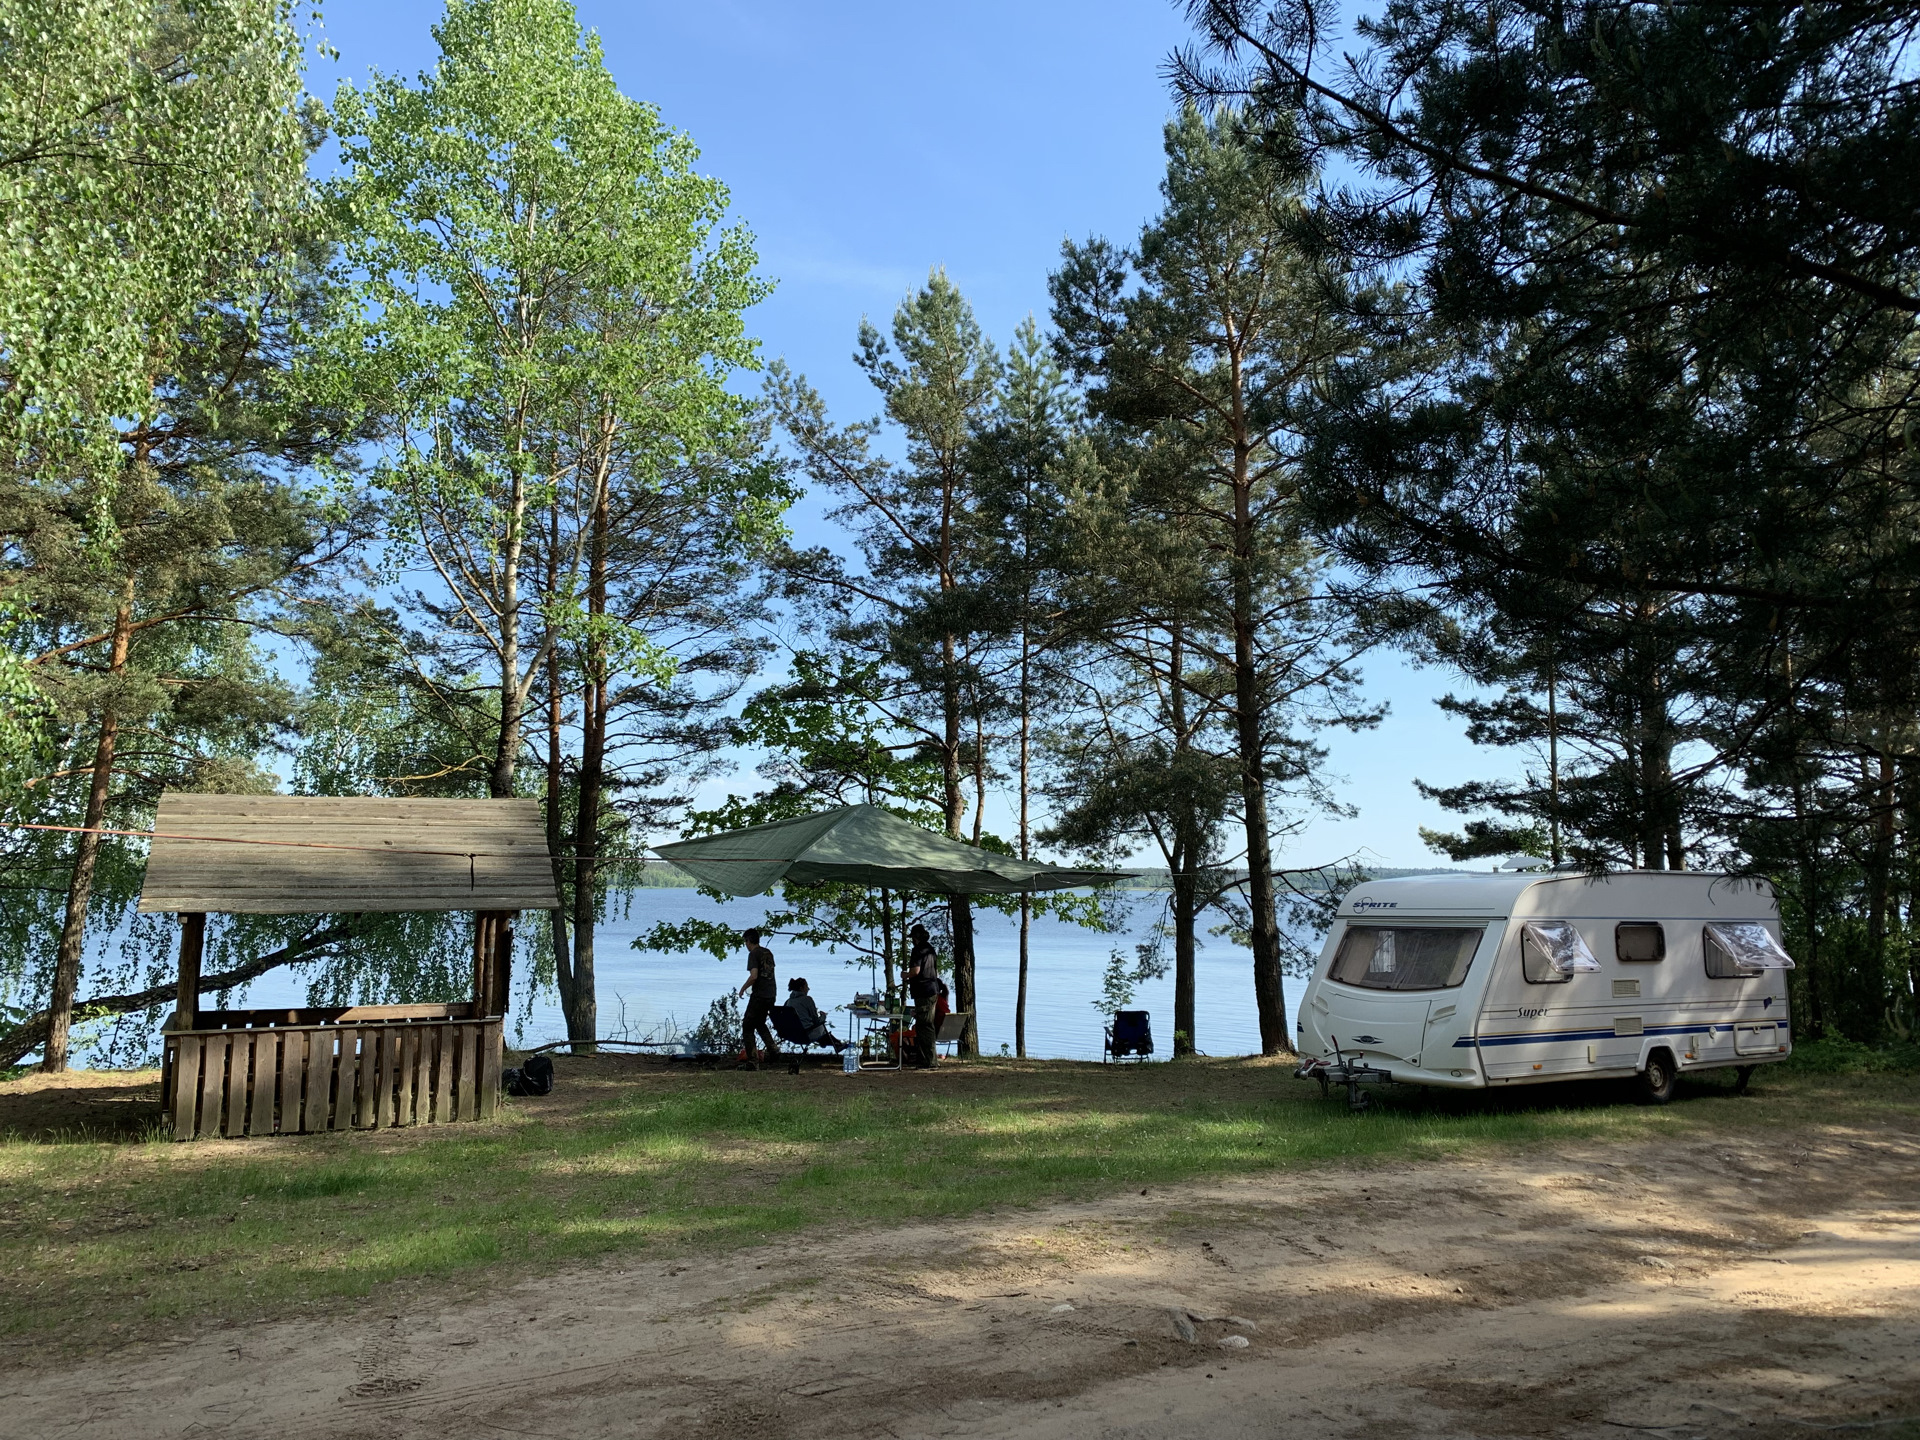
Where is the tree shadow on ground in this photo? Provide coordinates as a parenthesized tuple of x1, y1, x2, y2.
(0, 1071, 164, 1143)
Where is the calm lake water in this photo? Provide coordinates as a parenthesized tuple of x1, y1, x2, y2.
(223, 888, 1314, 1062)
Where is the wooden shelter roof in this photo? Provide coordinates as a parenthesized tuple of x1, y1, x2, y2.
(137, 794, 559, 915)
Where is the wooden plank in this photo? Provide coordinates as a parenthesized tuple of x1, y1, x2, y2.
(330, 1030, 356, 1131)
(247, 1031, 278, 1135)
(277, 1029, 304, 1135)
(395, 1027, 417, 1126)
(431, 1025, 454, 1123)
(418, 1027, 436, 1122)
(445, 1025, 464, 1122)
(224, 1033, 252, 1137)
(364, 1027, 383, 1130)
(306, 1030, 337, 1133)
(138, 794, 557, 915)
(189, 1003, 477, 1029)
(198, 1034, 229, 1139)
(373, 1025, 393, 1127)
(478, 1022, 501, 1120)
(353, 1029, 374, 1136)
(319, 1030, 346, 1133)
(170, 1034, 202, 1140)
(377, 1027, 400, 1127)
(454, 1024, 477, 1122)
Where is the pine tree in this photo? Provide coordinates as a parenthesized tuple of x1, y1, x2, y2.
(1051, 108, 1376, 1055)
(767, 270, 1004, 1055)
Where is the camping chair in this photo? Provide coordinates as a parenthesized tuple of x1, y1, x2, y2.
(935, 1010, 971, 1057)
(1104, 1009, 1153, 1063)
(769, 1005, 840, 1071)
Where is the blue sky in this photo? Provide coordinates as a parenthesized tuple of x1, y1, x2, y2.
(307, 0, 1521, 871)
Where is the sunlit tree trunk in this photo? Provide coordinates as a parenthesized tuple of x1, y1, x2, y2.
(43, 587, 132, 1072)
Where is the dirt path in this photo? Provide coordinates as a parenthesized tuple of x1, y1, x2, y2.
(5, 1120, 1916, 1439)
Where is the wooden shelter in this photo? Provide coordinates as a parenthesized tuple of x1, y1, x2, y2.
(139, 794, 558, 1140)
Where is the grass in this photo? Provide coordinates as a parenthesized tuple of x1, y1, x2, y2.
(1, 1050, 1915, 1346)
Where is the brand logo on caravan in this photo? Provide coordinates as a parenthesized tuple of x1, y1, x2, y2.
(1351, 899, 1398, 911)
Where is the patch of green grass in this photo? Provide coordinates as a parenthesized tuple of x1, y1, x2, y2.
(1783, 1035, 1920, 1075)
(0, 1056, 1912, 1345)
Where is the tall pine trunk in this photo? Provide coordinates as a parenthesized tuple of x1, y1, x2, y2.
(545, 647, 577, 1039)
(562, 426, 615, 1049)
(1228, 431, 1288, 1055)
(1867, 750, 1896, 971)
(941, 632, 977, 1055)
(1015, 627, 1032, 1059)
(44, 590, 132, 1072)
(567, 671, 602, 1049)
(1167, 623, 1199, 1056)
(1172, 867, 1198, 1056)
(492, 453, 529, 800)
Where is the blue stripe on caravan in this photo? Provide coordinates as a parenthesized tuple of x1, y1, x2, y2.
(1452, 1022, 1767, 1049)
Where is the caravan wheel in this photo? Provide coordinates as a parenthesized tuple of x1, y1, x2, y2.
(1635, 1049, 1677, 1106)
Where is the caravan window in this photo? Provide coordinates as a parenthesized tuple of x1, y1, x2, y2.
(1522, 922, 1602, 984)
(1329, 927, 1484, 992)
(1704, 923, 1796, 979)
(1616, 922, 1666, 962)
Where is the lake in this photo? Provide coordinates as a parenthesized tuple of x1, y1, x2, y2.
(224, 888, 1314, 1062)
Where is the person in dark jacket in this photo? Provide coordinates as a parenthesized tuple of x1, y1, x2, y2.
(737, 928, 779, 1068)
(786, 977, 848, 1052)
(905, 924, 939, 1067)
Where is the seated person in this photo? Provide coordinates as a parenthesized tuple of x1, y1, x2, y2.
(786, 977, 849, 1052)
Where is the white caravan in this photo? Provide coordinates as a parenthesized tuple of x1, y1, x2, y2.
(1295, 871, 1795, 1104)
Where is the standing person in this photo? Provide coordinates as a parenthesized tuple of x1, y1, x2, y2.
(737, 928, 779, 1068)
(906, 924, 940, 1068)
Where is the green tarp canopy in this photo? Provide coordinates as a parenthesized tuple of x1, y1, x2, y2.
(652, 804, 1133, 897)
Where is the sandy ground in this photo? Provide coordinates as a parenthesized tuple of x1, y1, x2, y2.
(4, 1120, 1916, 1439)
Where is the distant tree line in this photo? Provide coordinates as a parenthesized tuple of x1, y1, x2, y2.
(3, 0, 1914, 1069)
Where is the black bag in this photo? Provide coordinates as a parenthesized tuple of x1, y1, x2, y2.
(504, 1052, 555, 1096)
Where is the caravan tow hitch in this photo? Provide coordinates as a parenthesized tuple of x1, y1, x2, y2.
(1296, 1039, 1393, 1112)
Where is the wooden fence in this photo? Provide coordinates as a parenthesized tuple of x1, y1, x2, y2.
(161, 1004, 501, 1140)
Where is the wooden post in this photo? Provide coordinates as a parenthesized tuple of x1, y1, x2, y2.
(471, 911, 495, 1016)
(175, 912, 206, 1027)
(489, 911, 516, 1017)
(470, 910, 516, 1017)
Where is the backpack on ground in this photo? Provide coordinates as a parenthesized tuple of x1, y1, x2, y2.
(504, 1052, 556, 1096)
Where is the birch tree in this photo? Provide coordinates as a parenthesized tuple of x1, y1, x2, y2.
(325, 0, 767, 803)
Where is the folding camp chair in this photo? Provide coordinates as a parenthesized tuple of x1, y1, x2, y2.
(934, 1010, 971, 1057)
(1104, 1009, 1153, 1062)
(769, 1005, 841, 1071)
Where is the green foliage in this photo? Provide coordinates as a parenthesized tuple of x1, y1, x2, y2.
(1093, 948, 1136, 1018)
(1783, 1036, 1920, 1077)
(1177, 2, 1920, 1038)
(1050, 106, 1379, 1054)
(0, 0, 311, 461)
(1419, 821, 1548, 866)
(684, 991, 742, 1055)
(0, 599, 48, 798)
(320, 0, 773, 798)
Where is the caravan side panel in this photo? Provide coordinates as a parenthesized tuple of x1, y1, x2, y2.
(1469, 876, 1790, 1085)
